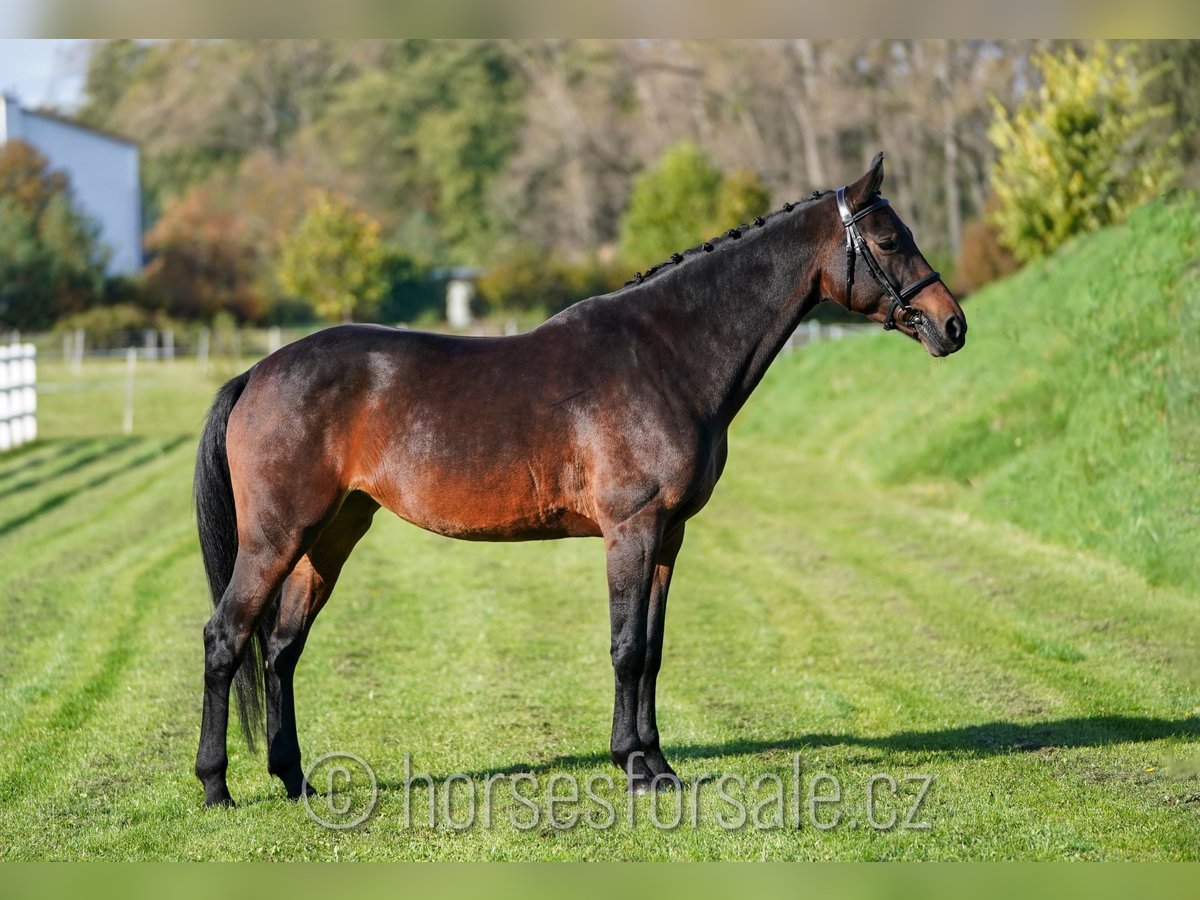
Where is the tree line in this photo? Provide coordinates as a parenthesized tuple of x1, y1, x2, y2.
(0, 39, 1194, 333)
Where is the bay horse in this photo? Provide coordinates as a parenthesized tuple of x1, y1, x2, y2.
(194, 153, 966, 806)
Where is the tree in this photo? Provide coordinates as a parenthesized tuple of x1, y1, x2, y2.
(713, 168, 772, 231)
(618, 140, 722, 266)
(987, 42, 1181, 262)
(79, 40, 372, 225)
(143, 186, 265, 322)
(276, 191, 388, 323)
(1137, 40, 1200, 181)
(77, 39, 151, 130)
(617, 140, 771, 268)
(314, 40, 524, 265)
(0, 141, 107, 330)
(377, 251, 443, 324)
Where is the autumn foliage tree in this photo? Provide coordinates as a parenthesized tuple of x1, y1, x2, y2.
(143, 187, 265, 322)
(0, 141, 108, 330)
(276, 191, 388, 323)
(954, 198, 1021, 295)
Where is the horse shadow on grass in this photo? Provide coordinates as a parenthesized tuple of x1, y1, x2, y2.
(384, 715, 1200, 784)
(223, 715, 1199, 808)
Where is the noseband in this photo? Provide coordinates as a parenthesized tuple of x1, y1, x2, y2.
(835, 187, 942, 331)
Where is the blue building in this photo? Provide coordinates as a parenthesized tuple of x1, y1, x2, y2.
(0, 92, 142, 276)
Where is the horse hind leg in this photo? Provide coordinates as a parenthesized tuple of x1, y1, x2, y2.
(195, 537, 304, 807)
(265, 491, 379, 798)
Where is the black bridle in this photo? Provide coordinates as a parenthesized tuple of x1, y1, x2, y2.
(836, 186, 942, 331)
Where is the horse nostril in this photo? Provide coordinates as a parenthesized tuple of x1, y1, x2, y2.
(945, 316, 965, 344)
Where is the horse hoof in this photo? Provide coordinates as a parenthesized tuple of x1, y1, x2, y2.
(204, 795, 236, 809)
(627, 773, 680, 795)
(651, 774, 681, 792)
(626, 778, 654, 796)
(288, 781, 318, 801)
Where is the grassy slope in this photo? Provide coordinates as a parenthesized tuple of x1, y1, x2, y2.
(0, 200, 1197, 859)
(745, 193, 1200, 593)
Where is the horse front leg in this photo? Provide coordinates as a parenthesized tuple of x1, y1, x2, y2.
(603, 508, 662, 793)
(637, 523, 685, 784)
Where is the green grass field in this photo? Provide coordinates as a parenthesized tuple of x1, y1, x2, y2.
(0, 197, 1197, 860)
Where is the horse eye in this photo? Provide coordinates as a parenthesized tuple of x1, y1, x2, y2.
(877, 236, 897, 252)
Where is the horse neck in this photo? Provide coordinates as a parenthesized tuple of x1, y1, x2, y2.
(640, 204, 829, 427)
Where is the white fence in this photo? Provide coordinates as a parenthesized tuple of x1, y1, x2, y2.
(780, 319, 871, 355)
(0, 342, 37, 451)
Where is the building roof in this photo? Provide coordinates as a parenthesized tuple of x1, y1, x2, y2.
(2, 93, 139, 148)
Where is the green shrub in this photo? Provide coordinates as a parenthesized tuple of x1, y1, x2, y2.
(617, 141, 771, 270)
(988, 42, 1181, 262)
(378, 252, 444, 324)
(52, 304, 178, 350)
(476, 250, 625, 316)
(276, 190, 389, 323)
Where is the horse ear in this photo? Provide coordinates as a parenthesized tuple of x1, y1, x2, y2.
(845, 152, 885, 210)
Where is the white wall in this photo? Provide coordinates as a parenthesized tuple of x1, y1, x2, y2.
(2, 95, 142, 276)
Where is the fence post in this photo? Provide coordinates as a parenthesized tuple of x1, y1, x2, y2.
(73, 328, 85, 375)
(22, 343, 36, 443)
(268, 326, 281, 355)
(198, 327, 210, 375)
(0, 345, 9, 452)
(123, 347, 137, 435)
(163, 328, 175, 369)
(0, 342, 37, 450)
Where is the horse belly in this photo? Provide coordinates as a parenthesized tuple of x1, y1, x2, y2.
(361, 453, 600, 541)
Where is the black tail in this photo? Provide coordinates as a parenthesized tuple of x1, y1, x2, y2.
(194, 367, 268, 752)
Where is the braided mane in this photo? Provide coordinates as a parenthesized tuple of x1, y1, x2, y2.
(620, 190, 830, 290)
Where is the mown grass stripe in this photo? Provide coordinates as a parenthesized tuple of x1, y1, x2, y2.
(0, 435, 191, 539)
(0, 527, 196, 802)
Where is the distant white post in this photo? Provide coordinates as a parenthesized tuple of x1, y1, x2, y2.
(123, 347, 137, 435)
(198, 328, 210, 375)
(163, 328, 175, 369)
(446, 280, 475, 330)
(143, 328, 158, 361)
(268, 325, 282, 355)
(72, 328, 85, 375)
